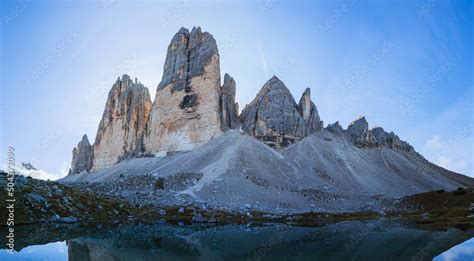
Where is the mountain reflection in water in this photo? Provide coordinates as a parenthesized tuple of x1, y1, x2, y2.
(0, 219, 473, 260)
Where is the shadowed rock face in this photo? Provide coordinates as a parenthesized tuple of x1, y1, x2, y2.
(344, 116, 414, 152)
(239, 76, 322, 148)
(297, 88, 323, 134)
(92, 75, 152, 171)
(326, 121, 344, 135)
(69, 135, 93, 175)
(145, 26, 223, 154)
(220, 73, 239, 130)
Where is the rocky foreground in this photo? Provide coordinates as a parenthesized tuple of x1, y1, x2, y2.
(1, 172, 473, 231)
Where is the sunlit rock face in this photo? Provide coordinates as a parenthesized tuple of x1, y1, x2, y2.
(69, 135, 93, 175)
(239, 76, 323, 148)
(91, 75, 152, 171)
(145, 27, 223, 154)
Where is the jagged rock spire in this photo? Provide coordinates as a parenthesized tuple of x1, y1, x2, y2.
(145, 27, 223, 154)
(92, 75, 152, 171)
(69, 134, 93, 175)
(347, 116, 369, 140)
(220, 73, 239, 130)
(326, 121, 344, 135)
(345, 116, 414, 152)
(297, 87, 323, 134)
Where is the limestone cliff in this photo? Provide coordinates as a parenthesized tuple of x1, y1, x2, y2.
(145, 27, 223, 154)
(69, 135, 93, 175)
(92, 75, 152, 171)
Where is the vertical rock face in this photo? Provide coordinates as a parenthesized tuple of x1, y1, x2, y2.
(145, 27, 223, 154)
(297, 88, 322, 134)
(92, 75, 152, 171)
(220, 73, 239, 130)
(239, 76, 307, 148)
(69, 135, 93, 175)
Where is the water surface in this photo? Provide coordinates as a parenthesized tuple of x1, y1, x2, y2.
(1, 219, 473, 260)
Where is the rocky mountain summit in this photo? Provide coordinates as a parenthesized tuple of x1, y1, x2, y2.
(66, 26, 473, 213)
(92, 75, 152, 171)
(240, 76, 323, 148)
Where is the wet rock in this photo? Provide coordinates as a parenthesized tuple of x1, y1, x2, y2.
(191, 213, 206, 223)
(59, 216, 78, 223)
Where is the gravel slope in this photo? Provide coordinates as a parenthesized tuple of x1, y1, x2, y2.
(61, 131, 473, 212)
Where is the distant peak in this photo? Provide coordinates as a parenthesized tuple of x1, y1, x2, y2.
(81, 134, 90, 143)
(191, 26, 202, 34)
(224, 73, 233, 82)
(349, 116, 367, 125)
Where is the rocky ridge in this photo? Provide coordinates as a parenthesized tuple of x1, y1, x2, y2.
(67, 26, 472, 206)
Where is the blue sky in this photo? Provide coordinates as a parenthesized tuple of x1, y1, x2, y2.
(0, 0, 473, 179)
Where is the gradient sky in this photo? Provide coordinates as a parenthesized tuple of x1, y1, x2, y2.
(1, 0, 473, 179)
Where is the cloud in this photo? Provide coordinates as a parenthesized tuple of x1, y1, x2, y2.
(257, 41, 269, 76)
(3, 163, 62, 181)
(423, 135, 443, 151)
(422, 133, 473, 176)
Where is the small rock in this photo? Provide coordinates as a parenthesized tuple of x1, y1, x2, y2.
(59, 216, 78, 223)
(192, 214, 206, 223)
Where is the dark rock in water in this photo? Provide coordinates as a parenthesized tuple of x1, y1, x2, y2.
(92, 75, 152, 171)
(239, 76, 307, 148)
(69, 135, 93, 175)
(220, 73, 239, 130)
(326, 121, 344, 135)
(297, 88, 323, 134)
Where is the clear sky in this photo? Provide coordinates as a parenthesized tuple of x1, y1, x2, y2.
(1, 0, 473, 179)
